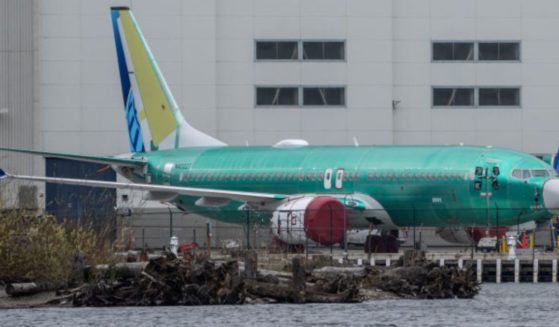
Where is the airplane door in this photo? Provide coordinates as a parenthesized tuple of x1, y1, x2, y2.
(335, 168, 344, 189)
(162, 162, 174, 185)
(473, 164, 502, 196)
(324, 168, 333, 189)
(473, 163, 504, 221)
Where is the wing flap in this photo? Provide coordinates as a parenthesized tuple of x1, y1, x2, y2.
(2, 172, 286, 204)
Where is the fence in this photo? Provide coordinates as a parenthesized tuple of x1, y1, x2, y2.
(118, 207, 559, 257)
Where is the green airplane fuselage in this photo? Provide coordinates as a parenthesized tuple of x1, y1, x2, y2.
(128, 145, 554, 228)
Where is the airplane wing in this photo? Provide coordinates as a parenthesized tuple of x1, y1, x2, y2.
(0, 147, 145, 167)
(0, 169, 286, 204)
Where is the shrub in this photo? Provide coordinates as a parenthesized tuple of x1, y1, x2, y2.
(0, 210, 114, 287)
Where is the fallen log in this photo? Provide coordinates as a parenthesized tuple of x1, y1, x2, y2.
(95, 262, 148, 279)
(311, 266, 367, 280)
(245, 281, 293, 302)
(6, 283, 48, 297)
(367, 263, 480, 299)
(305, 288, 360, 303)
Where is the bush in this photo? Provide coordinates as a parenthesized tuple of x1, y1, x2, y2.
(0, 210, 114, 287)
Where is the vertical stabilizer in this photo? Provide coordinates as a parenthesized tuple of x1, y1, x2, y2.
(111, 7, 225, 152)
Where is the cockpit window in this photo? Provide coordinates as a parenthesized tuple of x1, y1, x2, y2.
(531, 169, 549, 177)
(512, 168, 555, 180)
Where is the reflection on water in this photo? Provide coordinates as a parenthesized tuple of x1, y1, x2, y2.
(1, 284, 558, 327)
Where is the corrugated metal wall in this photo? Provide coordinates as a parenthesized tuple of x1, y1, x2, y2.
(45, 158, 116, 226)
(0, 0, 33, 175)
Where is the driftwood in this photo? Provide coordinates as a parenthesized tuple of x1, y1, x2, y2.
(68, 250, 479, 306)
(5, 283, 48, 297)
(74, 253, 245, 306)
(94, 262, 148, 279)
(368, 250, 480, 299)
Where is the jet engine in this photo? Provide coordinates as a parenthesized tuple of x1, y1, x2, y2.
(271, 196, 347, 246)
(436, 227, 474, 244)
(436, 226, 509, 244)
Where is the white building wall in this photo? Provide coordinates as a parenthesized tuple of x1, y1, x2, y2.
(25, 0, 559, 172)
(0, 0, 34, 207)
(0, 0, 33, 175)
(393, 0, 559, 153)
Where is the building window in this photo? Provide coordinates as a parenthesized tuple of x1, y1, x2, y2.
(433, 88, 474, 106)
(432, 42, 474, 61)
(256, 87, 298, 106)
(303, 41, 345, 60)
(479, 88, 520, 106)
(478, 42, 520, 61)
(303, 87, 345, 106)
(256, 41, 298, 60)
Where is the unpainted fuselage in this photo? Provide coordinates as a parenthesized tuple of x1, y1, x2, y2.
(123, 144, 555, 228)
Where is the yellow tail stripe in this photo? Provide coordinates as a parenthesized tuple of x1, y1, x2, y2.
(120, 12, 176, 147)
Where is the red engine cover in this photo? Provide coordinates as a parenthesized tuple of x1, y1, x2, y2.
(303, 196, 347, 246)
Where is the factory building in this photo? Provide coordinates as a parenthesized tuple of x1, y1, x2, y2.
(2, 0, 559, 216)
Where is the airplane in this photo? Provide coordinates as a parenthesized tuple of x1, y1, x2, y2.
(1, 7, 559, 249)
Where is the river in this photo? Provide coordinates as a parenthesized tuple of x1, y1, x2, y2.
(0, 283, 557, 327)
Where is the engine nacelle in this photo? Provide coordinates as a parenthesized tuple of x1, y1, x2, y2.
(271, 196, 347, 246)
(436, 227, 474, 244)
(436, 226, 509, 244)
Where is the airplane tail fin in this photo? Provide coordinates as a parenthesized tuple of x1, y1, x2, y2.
(110, 7, 225, 152)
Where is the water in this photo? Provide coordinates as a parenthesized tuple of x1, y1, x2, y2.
(1, 284, 558, 327)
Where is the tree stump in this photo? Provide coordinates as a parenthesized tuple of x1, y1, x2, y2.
(291, 256, 306, 303)
(244, 250, 258, 279)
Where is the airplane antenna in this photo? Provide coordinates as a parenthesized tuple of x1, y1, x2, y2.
(353, 137, 359, 147)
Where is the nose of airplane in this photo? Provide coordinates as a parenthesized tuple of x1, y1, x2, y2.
(543, 179, 559, 214)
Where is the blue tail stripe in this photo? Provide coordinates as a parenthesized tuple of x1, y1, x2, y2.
(125, 91, 145, 153)
(112, 9, 145, 153)
(111, 10, 131, 105)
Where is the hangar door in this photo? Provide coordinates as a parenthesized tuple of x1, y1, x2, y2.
(45, 158, 116, 226)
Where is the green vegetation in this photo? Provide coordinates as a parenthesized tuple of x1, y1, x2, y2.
(0, 210, 114, 287)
